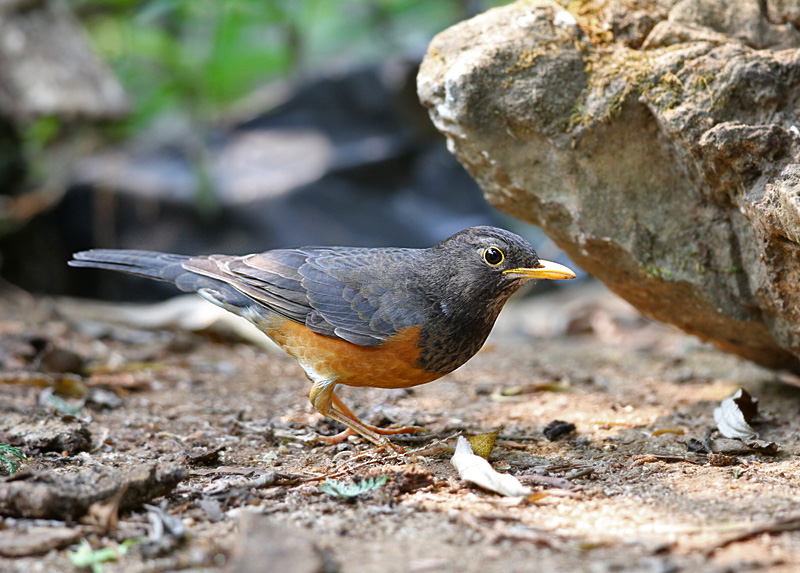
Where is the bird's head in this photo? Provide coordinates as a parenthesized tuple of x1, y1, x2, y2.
(430, 226, 576, 305)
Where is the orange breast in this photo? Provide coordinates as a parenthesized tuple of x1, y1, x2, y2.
(264, 319, 440, 389)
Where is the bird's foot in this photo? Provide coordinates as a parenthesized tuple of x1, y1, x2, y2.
(316, 428, 355, 446)
(316, 423, 425, 453)
(371, 423, 428, 436)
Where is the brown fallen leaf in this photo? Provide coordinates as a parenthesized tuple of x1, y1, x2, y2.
(651, 427, 685, 436)
(707, 452, 737, 467)
(183, 445, 226, 467)
(492, 382, 573, 400)
(87, 372, 153, 392)
(745, 439, 779, 455)
(361, 464, 434, 494)
(630, 454, 699, 467)
(628, 454, 659, 468)
(82, 487, 126, 532)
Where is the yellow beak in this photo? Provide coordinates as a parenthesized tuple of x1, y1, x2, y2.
(502, 260, 577, 280)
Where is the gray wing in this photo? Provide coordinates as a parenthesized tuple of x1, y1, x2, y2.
(184, 247, 427, 346)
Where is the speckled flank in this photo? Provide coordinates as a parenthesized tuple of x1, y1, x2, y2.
(264, 319, 441, 389)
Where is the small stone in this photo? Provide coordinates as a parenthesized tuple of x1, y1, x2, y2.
(543, 420, 576, 442)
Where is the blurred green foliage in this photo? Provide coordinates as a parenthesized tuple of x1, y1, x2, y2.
(72, 0, 509, 137)
(8, 1, 508, 214)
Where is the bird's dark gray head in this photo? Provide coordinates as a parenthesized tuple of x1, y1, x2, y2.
(429, 226, 575, 302)
(412, 226, 575, 375)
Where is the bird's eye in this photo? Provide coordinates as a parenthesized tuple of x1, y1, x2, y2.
(483, 247, 504, 266)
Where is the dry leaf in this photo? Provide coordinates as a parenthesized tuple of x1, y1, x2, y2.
(451, 437, 532, 497)
(745, 439, 779, 455)
(467, 429, 500, 459)
(732, 389, 758, 421)
(707, 452, 738, 467)
(714, 389, 758, 439)
(651, 427, 685, 436)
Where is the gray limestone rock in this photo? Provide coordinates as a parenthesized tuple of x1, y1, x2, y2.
(418, 0, 800, 372)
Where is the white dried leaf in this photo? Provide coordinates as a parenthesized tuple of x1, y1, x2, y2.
(714, 389, 758, 439)
(451, 437, 532, 497)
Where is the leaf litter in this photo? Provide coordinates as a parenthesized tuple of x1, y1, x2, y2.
(714, 388, 759, 439)
(2, 287, 800, 571)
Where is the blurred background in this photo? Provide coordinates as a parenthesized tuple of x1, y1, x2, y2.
(0, 0, 575, 301)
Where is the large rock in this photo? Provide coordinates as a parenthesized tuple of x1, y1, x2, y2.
(418, 0, 800, 372)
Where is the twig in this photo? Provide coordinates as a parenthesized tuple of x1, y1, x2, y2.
(629, 454, 701, 468)
(518, 474, 577, 490)
(564, 467, 594, 479)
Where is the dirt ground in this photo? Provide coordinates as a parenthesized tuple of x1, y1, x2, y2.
(2, 281, 800, 572)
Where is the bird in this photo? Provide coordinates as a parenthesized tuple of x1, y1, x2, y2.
(69, 226, 576, 453)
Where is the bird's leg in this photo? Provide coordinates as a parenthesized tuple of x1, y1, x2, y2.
(316, 427, 355, 446)
(331, 393, 427, 436)
(308, 380, 405, 454)
(318, 393, 427, 446)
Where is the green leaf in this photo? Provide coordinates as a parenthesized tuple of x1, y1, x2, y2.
(43, 393, 83, 416)
(68, 539, 138, 573)
(319, 475, 388, 499)
(0, 444, 26, 474)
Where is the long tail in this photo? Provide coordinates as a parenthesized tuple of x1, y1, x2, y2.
(69, 250, 193, 285)
(69, 249, 252, 310)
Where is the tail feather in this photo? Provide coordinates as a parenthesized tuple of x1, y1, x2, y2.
(69, 249, 192, 284)
(69, 249, 255, 310)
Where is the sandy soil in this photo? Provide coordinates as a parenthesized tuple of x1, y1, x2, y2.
(1, 282, 800, 572)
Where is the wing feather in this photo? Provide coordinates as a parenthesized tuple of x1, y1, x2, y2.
(182, 247, 427, 347)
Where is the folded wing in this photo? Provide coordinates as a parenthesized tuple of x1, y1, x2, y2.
(184, 247, 426, 347)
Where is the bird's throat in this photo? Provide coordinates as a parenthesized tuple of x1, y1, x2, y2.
(414, 301, 505, 375)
